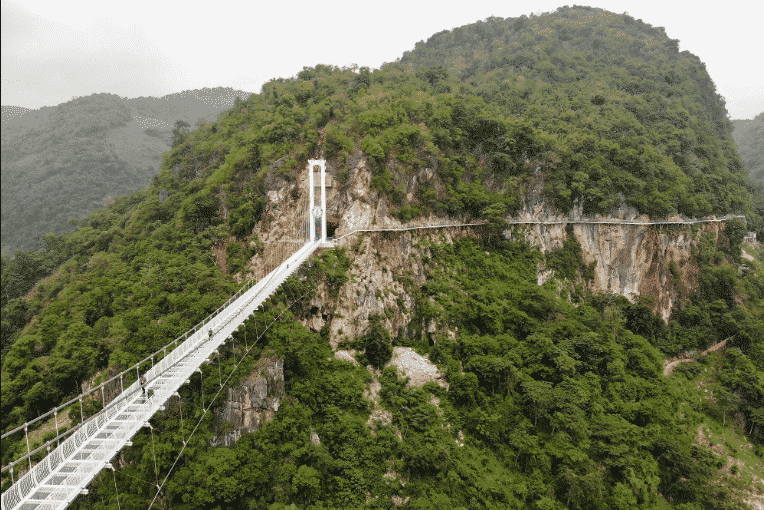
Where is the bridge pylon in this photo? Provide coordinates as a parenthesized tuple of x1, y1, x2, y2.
(308, 159, 327, 244)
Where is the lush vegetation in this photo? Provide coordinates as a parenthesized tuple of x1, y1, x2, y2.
(1, 6, 763, 509)
(16, 229, 755, 510)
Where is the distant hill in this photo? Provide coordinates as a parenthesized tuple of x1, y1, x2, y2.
(732, 111, 764, 183)
(1, 87, 254, 253)
(1, 105, 32, 123)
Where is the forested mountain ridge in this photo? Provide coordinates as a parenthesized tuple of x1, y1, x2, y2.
(392, 8, 756, 227)
(732, 111, 764, 183)
(1, 87, 254, 254)
(1, 5, 763, 509)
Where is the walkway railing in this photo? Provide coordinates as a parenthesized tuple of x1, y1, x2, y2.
(331, 214, 746, 243)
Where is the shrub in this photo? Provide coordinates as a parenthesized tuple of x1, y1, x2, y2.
(363, 314, 393, 369)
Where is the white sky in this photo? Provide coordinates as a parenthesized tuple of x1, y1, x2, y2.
(2, 0, 762, 118)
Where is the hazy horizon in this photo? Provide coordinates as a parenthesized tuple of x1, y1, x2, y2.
(3, 0, 763, 118)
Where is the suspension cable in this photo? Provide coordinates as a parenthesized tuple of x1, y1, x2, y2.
(114, 463, 158, 488)
(218, 353, 222, 389)
(149, 425, 159, 489)
(178, 393, 184, 445)
(111, 465, 122, 510)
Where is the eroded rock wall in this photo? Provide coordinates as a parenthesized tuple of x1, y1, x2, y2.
(300, 225, 473, 349)
(208, 354, 284, 447)
(513, 175, 723, 320)
(252, 151, 721, 337)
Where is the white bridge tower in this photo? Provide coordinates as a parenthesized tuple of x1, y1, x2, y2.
(308, 159, 328, 244)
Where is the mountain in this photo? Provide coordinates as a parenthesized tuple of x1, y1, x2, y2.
(1, 6, 762, 509)
(1, 87, 254, 254)
(732, 111, 764, 183)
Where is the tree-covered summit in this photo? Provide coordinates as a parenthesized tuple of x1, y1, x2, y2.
(155, 5, 760, 238)
(392, 6, 754, 222)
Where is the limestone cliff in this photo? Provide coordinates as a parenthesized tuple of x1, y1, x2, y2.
(216, 152, 731, 448)
(245, 151, 726, 342)
(513, 173, 725, 321)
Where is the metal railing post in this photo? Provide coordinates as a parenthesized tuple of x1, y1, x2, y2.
(24, 424, 32, 470)
(54, 409, 60, 447)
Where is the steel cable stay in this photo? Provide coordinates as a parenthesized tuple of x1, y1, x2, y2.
(149, 425, 159, 490)
(110, 466, 121, 510)
(146, 281, 312, 510)
(94, 263, 307, 508)
(3, 164, 326, 507)
(3, 260, 296, 508)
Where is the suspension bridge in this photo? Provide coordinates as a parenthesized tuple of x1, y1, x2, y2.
(0, 156, 748, 509)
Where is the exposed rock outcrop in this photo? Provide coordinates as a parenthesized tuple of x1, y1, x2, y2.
(208, 354, 284, 447)
(249, 150, 728, 349)
(385, 347, 447, 389)
(511, 175, 724, 320)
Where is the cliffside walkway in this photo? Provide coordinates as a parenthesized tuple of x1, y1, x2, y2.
(1, 240, 327, 510)
(331, 214, 746, 242)
(500, 214, 746, 226)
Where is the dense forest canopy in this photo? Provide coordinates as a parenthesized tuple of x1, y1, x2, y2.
(1, 6, 763, 509)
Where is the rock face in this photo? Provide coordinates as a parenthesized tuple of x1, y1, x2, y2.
(249, 151, 727, 354)
(517, 218, 715, 321)
(214, 152, 735, 456)
(512, 174, 724, 321)
(386, 347, 447, 389)
(209, 354, 284, 447)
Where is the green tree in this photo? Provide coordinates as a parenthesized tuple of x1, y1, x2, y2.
(723, 217, 747, 262)
(291, 465, 321, 506)
(363, 314, 393, 369)
(172, 119, 191, 147)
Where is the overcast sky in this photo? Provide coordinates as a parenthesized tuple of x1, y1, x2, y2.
(2, 0, 762, 118)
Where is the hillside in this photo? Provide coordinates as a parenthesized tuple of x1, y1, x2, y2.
(1, 6, 763, 509)
(732, 111, 764, 183)
(0, 87, 254, 254)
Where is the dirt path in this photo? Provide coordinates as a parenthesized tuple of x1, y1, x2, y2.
(662, 337, 732, 376)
